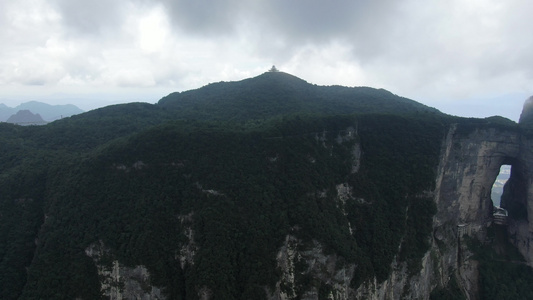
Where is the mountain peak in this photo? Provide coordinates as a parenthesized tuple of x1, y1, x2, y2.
(254, 70, 309, 84)
(157, 71, 439, 122)
(6, 109, 47, 125)
(519, 96, 533, 125)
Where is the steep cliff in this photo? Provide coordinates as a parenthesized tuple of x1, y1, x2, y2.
(85, 241, 166, 300)
(430, 121, 521, 299)
(344, 116, 530, 300)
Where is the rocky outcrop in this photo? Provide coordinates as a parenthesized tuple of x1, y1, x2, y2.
(85, 241, 166, 300)
(434, 125, 520, 234)
(178, 212, 197, 269)
(353, 249, 437, 300)
(268, 234, 356, 300)
(519, 96, 533, 125)
(430, 123, 521, 299)
(506, 119, 533, 265)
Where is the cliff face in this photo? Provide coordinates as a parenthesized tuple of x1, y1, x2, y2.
(506, 132, 533, 264)
(348, 121, 531, 300)
(430, 124, 521, 299)
(85, 241, 166, 300)
(247, 121, 529, 300)
(434, 125, 520, 239)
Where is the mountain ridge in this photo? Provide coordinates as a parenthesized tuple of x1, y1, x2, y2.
(157, 71, 441, 122)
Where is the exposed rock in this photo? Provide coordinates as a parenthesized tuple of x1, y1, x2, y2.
(429, 124, 521, 299)
(198, 286, 213, 300)
(336, 183, 353, 207)
(195, 182, 225, 196)
(350, 143, 361, 174)
(519, 96, 533, 125)
(349, 120, 529, 299)
(434, 125, 520, 238)
(85, 241, 166, 300)
(268, 235, 355, 300)
(177, 212, 197, 269)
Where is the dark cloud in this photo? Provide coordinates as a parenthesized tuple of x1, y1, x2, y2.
(158, 0, 244, 35)
(262, 1, 396, 42)
(157, 0, 400, 59)
(50, 0, 125, 37)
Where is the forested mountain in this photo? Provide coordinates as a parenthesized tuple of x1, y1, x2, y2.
(0, 71, 530, 299)
(158, 71, 440, 121)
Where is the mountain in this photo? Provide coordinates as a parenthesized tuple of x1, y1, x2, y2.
(6, 110, 47, 125)
(0, 103, 16, 121)
(0, 101, 83, 122)
(158, 71, 441, 121)
(16, 101, 84, 121)
(0, 72, 532, 300)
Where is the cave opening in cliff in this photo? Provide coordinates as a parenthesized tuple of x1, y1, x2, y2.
(498, 160, 529, 221)
(491, 164, 511, 207)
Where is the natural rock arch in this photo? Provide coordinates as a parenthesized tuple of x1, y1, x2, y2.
(434, 125, 521, 237)
(430, 124, 525, 299)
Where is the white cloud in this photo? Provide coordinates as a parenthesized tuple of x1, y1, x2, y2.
(137, 5, 169, 54)
(0, 0, 531, 118)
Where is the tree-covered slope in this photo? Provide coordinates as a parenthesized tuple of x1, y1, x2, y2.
(5, 113, 446, 299)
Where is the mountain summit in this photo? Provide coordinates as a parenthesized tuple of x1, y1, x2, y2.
(158, 72, 440, 121)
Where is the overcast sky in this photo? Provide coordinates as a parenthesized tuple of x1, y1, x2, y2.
(0, 0, 531, 120)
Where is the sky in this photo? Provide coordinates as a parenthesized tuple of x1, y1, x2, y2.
(0, 0, 531, 121)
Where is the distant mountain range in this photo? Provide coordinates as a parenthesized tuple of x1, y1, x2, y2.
(6, 110, 47, 125)
(0, 101, 84, 123)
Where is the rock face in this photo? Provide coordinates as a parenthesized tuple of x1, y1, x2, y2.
(340, 116, 533, 299)
(519, 96, 533, 125)
(430, 124, 521, 299)
(433, 124, 520, 239)
(85, 242, 166, 300)
(268, 234, 356, 300)
(506, 113, 533, 266)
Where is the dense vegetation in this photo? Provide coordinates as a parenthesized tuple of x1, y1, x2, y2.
(469, 226, 533, 300)
(0, 111, 447, 299)
(0, 71, 518, 299)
